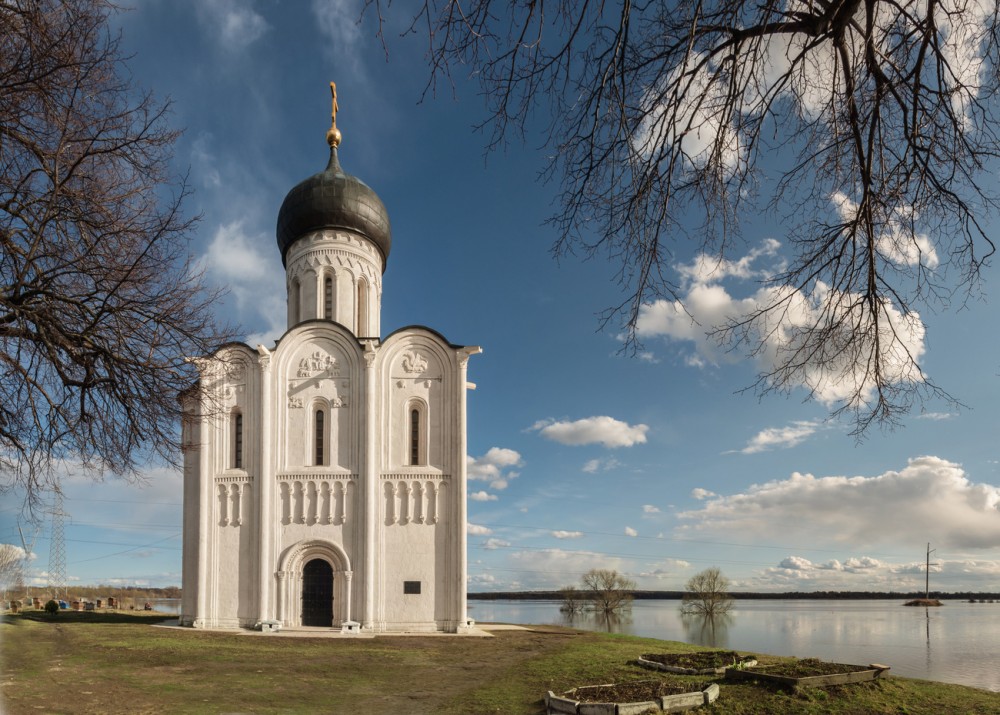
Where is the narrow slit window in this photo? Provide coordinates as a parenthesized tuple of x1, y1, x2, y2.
(233, 413, 243, 469)
(290, 278, 301, 323)
(315, 409, 325, 466)
(357, 278, 368, 335)
(410, 408, 421, 466)
(324, 276, 333, 320)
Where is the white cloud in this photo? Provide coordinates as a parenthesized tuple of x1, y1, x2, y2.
(635, 241, 927, 408)
(935, 0, 993, 123)
(532, 417, 648, 448)
(752, 554, 1000, 592)
(637, 560, 691, 580)
(677, 239, 781, 286)
(498, 549, 693, 590)
(832, 192, 939, 269)
(311, 0, 364, 60)
(777, 555, 816, 571)
(633, 51, 743, 173)
(203, 221, 270, 284)
(624, 526, 638, 537)
(468, 573, 497, 587)
(691, 488, 716, 500)
(739, 420, 822, 454)
(679, 456, 1000, 551)
(190, 134, 222, 189)
(195, 0, 269, 53)
(918, 412, 956, 421)
(469, 491, 498, 502)
(468, 448, 523, 482)
(639, 0, 992, 149)
(642, 504, 661, 514)
(482, 538, 510, 550)
(200, 221, 286, 347)
(506, 548, 629, 587)
(467, 523, 492, 536)
(0, 544, 28, 558)
(551, 530, 584, 539)
(582, 457, 622, 473)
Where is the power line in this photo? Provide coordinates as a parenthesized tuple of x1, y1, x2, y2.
(69, 533, 181, 565)
(68, 521, 180, 531)
(63, 497, 182, 506)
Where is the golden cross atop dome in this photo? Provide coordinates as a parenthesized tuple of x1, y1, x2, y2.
(326, 81, 342, 148)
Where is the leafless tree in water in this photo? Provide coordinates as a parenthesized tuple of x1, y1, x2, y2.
(682, 567, 734, 617)
(581, 568, 636, 614)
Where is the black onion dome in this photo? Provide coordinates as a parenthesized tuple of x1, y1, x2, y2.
(276, 147, 391, 267)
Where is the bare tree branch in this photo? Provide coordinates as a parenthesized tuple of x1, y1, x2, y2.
(371, 0, 1000, 433)
(0, 0, 235, 513)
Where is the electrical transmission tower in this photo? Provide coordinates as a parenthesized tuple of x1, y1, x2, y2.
(48, 488, 68, 598)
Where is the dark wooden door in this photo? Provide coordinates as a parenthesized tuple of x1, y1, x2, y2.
(301, 559, 333, 627)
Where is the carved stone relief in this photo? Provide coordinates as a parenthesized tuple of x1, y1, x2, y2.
(297, 351, 339, 377)
(401, 350, 428, 374)
(286, 392, 347, 408)
(226, 362, 246, 383)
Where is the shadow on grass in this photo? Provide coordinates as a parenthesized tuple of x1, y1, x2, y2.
(9, 610, 175, 625)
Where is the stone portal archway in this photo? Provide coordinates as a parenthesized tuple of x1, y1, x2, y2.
(276, 539, 353, 627)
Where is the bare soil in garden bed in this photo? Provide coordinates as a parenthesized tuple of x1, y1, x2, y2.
(572, 679, 710, 703)
(642, 650, 753, 670)
(749, 658, 872, 678)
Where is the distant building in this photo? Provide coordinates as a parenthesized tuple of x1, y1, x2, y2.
(180, 87, 480, 632)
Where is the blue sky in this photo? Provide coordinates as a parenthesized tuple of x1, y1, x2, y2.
(3, 0, 1000, 594)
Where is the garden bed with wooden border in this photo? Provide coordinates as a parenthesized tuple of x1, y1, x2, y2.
(637, 650, 757, 675)
(546, 679, 719, 714)
(724, 659, 890, 689)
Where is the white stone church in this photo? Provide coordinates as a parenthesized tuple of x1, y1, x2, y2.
(179, 90, 479, 633)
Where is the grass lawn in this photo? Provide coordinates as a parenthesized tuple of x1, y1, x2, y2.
(2, 611, 999, 714)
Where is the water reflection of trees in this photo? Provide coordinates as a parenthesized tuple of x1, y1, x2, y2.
(561, 609, 634, 634)
(681, 613, 733, 648)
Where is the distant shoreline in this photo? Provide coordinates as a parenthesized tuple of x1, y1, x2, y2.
(468, 590, 1000, 601)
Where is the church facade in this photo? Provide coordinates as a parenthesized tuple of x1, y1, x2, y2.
(179, 91, 479, 632)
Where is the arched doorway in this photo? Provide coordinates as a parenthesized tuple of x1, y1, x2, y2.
(276, 539, 353, 628)
(301, 559, 333, 627)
